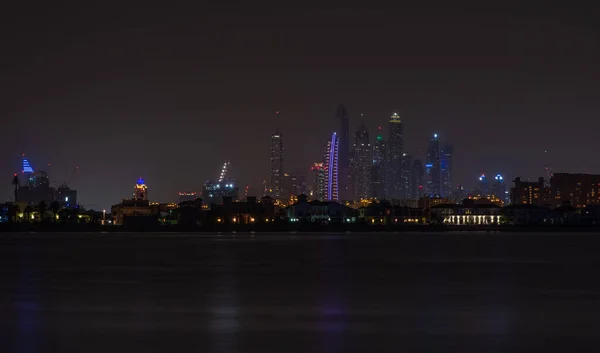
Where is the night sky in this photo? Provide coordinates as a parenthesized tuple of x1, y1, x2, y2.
(2, 2, 600, 210)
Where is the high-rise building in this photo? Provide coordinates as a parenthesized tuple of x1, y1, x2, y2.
(477, 174, 489, 196)
(371, 127, 386, 200)
(411, 159, 425, 199)
(386, 112, 404, 199)
(336, 105, 350, 200)
(311, 163, 327, 200)
(425, 133, 441, 197)
(550, 173, 600, 208)
(440, 143, 453, 198)
(134, 178, 148, 200)
(323, 133, 340, 201)
(453, 184, 468, 202)
(511, 177, 545, 205)
(270, 130, 284, 199)
(351, 122, 371, 199)
(401, 153, 413, 199)
(491, 174, 509, 204)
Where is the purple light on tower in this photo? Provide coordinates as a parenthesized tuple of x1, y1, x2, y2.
(328, 133, 336, 200)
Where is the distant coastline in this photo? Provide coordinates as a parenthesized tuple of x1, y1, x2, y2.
(2, 224, 600, 233)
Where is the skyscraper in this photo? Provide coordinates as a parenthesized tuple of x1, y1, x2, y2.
(351, 122, 371, 199)
(311, 163, 327, 200)
(411, 159, 425, 199)
(270, 130, 284, 199)
(401, 153, 413, 199)
(491, 174, 509, 204)
(440, 143, 453, 198)
(478, 174, 489, 196)
(425, 133, 441, 197)
(323, 133, 340, 201)
(371, 127, 386, 199)
(386, 112, 404, 199)
(336, 105, 350, 200)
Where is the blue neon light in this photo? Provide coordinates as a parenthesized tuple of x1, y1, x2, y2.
(328, 133, 337, 200)
(137, 178, 145, 184)
(22, 159, 33, 173)
(425, 164, 433, 168)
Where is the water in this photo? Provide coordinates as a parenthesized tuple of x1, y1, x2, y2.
(0, 232, 599, 352)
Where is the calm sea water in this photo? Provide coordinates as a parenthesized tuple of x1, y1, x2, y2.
(0, 232, 599, 352)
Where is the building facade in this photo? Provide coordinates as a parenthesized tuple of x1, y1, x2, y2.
(425, 133, 441, 197)
(371, 127, 386, 200)
(401, 153, 413, 199)
(511, 177, 546, 205)
(311, 162, 327, 201)
(411, 159, 424, 199)
(323, 133, 340, 201)
(134, 178, 148, 200)
(491, 174, 509, 205)
(351, 122, 371, 199)
(478, 174, 489, 196)
(270, 130, 284, 199)
(386, 112, 404, 199)
(440, 143, 453, 198)
(550, 173, 600, 208)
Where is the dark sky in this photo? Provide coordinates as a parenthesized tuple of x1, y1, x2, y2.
(2, 2, 600, 209)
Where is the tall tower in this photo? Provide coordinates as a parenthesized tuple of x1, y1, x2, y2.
(323, 133, 340, 201)
(311, 163, 327, 201)
(270, 130, 284, 199)
(425, 133, 441, 197)
(401, 153, 413, 199)
(336, 105, 350, 200)
(134, 178, 148, 200)
(440, 143, 453, 198)
(371, 126, 386, 200)
(492, 174, 508, 204)
(386, 112, 404, 199)
(351, 122, 371, 199)
(411, 159, 425, 199)
(478, 174, 489, 196)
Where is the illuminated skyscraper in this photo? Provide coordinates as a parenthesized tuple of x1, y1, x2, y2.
(371, 127, 386, 199)
(491, 174, 509, 204)
(401, 153, 413, 199)
(386, 112, 404, 199)
(323, 133, 340, 201)
(336, 105, 350, 200)
(411, 159, 425, 199)
(425, 133, 441, 197)
(270, 130, 284, 198)
(311, 162, 327, 200)
(478, 174, 489, 196)
(440, 143, 453, 198)
(134, 178, 148, 200)
(351, 122, 371, 199)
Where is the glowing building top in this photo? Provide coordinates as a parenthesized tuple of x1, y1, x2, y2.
(22, 158, 34, 173)
(134, 177, 148, 200)
(389, 112, 402, 123)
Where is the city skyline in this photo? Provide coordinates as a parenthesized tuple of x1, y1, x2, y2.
(3, 4, 600, 209)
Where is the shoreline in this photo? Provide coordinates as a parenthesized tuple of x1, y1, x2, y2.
(2, 224, 600, 233)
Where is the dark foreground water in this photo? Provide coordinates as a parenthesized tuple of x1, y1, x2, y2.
(1, 232, 600, 352)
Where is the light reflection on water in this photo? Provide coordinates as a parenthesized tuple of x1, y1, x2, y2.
(1, 233, 598, 352)
(15, 243, 41, 353)
(208, 246, 240, 352)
